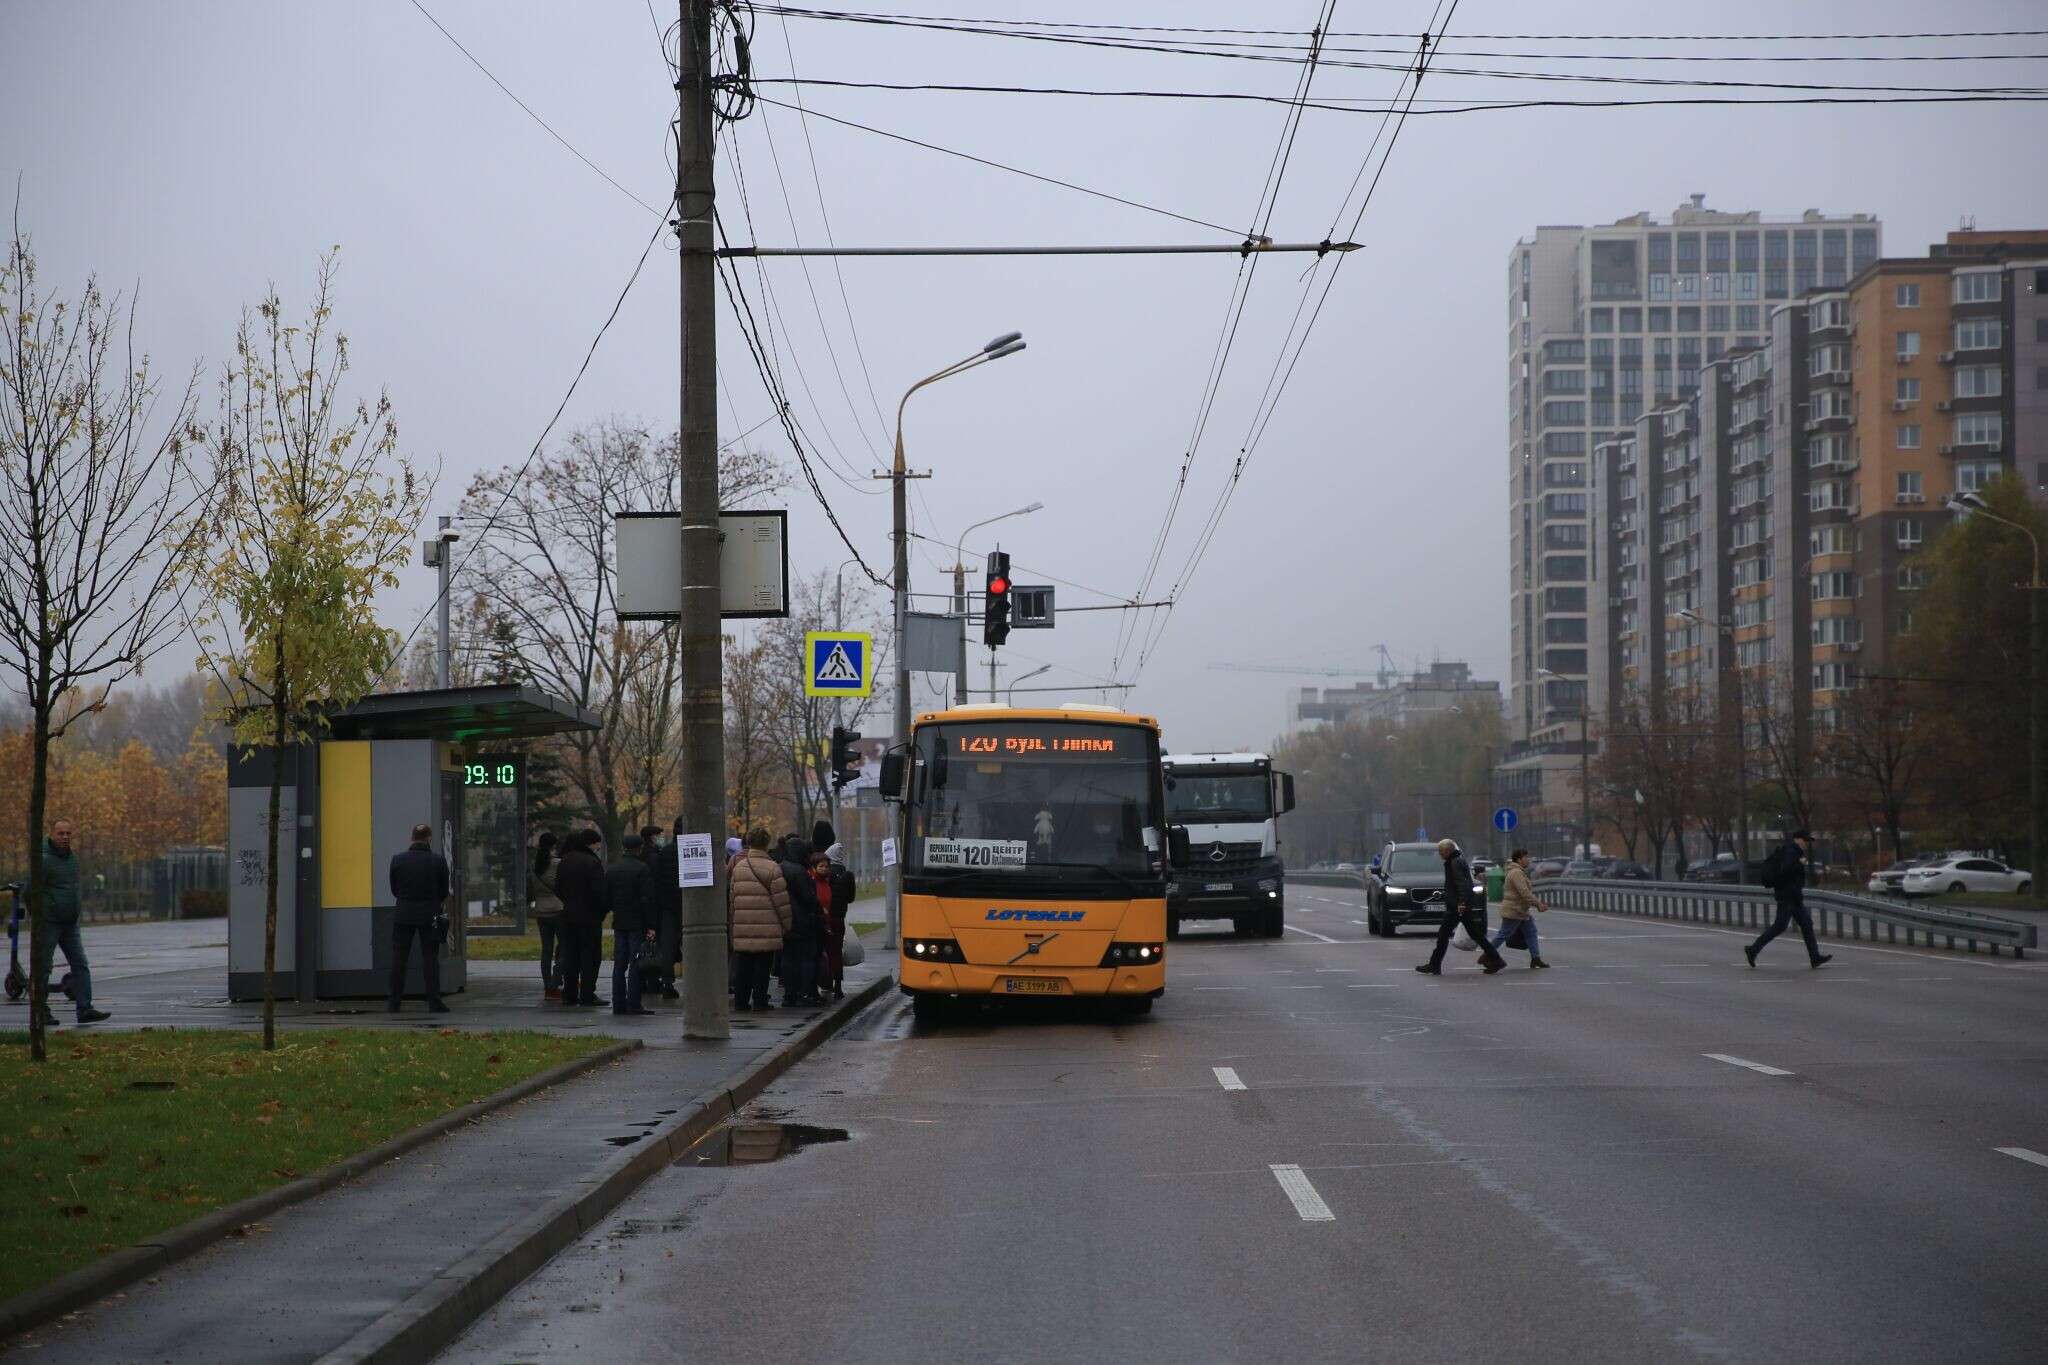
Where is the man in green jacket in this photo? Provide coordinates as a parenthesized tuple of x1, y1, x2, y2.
(37, 821, 110, 1026)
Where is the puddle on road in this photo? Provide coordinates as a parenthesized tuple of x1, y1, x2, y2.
(673, 1122, 850, 1167)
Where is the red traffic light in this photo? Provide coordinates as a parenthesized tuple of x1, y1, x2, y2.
(989, 576, 1009, 595)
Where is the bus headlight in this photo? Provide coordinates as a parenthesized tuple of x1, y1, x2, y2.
(1099, 942, 1165, 967)
(904, 939, 965, 963)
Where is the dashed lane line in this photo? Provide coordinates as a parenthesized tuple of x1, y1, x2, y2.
(1213, 1066, 1247, 1091)
(1995, 1147, 2048, 1169)
(1284, 923, 1341, 944)
(1269, 1163, 1336, 1222)
(1704, 1052, 1794, 1076)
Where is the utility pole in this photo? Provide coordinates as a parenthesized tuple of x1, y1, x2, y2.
(675, 0, 727, 1039)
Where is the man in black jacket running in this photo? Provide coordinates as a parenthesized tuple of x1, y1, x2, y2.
(1746, 829, 1831, 969)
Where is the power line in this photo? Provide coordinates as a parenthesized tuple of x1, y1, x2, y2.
(408, 0, 665, 217)
(379, 215, 670, 689)
(749, 94, 1242, 235)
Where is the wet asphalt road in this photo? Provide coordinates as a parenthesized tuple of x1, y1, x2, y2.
(440, 886, 2048, 1364)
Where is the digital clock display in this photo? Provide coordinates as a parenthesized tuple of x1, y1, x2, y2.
(462, 760, 520, 788)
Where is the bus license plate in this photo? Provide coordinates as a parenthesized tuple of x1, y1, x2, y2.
(1205, 882, 1233, 892)
(1002, 977, 1065, 995)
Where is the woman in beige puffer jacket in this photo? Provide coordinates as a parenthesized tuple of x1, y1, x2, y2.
(1488, 848, 1551, 969)
(727, 830, 792, 1010)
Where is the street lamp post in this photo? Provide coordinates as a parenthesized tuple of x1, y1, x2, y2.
(1948, 493, 2047, 904)
(888, 332, 1027, 949)
(1007, 662, 1051, 705)
(1538, 668, 1591, 861)
(1681, 607, 1748, 884)
(952, 502, 1043, 705)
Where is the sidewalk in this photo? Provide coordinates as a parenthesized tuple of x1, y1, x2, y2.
(12, 920, 891, 1363)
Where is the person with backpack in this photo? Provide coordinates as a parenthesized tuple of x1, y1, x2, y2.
(1745, 829, 1832, 970)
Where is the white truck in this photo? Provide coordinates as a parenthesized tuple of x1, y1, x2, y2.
(1162, 751, 1296, 939)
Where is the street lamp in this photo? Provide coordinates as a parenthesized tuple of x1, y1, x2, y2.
(1680, 606, 1749, 884)
(952, 502, 1044, 704)
(1007, 663, 1051, 705)
(888, 331, 1027, 949)
(1538, 667, 1591, 861)
(1946, 492, 2047, 903)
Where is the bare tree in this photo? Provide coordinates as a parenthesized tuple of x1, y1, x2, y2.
(1827, 678, 1936, 862)
(0, 216, 207, 1059)
(454, 417, 781, 845)
(758, 570, 891, 840)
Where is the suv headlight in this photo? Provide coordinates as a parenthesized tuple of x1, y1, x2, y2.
(1384, 885, 1409, 899)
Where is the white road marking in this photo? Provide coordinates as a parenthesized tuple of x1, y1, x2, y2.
(1548, 908, 2044, 970)
(1213, 1066, 1247, 1091)
(1269, 1163, 1336, 1221)
(1347, 983, 1396, 989)
(1350, 919, 1369, 925)
(1704, 1053, 1794, 1076)
(1285, 924, 1341, 944)
(1193, 986, 1246, 991)
(1995, 1146, 2048, 1169)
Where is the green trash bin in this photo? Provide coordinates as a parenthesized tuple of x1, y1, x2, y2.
(1485, 864, 1506, 905)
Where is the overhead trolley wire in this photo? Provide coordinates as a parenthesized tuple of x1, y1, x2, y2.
(1108, 0, 1335, 681)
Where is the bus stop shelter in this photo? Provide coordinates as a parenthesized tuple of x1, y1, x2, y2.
(226, 685, 598, 1001)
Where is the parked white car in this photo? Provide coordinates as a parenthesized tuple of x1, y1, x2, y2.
(1900, 857, 2032, 897)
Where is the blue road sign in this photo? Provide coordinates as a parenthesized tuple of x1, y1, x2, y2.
(804, 631, 872, 697)
(1492, 806, 1518, 833)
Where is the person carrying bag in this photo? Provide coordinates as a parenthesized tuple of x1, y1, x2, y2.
(1486, 848, 1551, 969)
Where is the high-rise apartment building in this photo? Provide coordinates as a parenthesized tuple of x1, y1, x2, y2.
(1504, 198, 1882, 833)
(1584, 230, 2048, 831)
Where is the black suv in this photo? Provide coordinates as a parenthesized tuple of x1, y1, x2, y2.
(1367, 842, 1484, 938)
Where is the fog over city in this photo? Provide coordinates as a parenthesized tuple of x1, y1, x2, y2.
(4, 0, 2040, 746)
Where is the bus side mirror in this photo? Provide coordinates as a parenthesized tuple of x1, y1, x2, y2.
(879, 752, 908, 803)
(1168, 826, 1191, 868)
(1276, 772, 1297, 815)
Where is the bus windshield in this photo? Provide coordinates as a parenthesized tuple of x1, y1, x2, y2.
(1165, 768, 1272, 824)
(909, 721, 1164, 890)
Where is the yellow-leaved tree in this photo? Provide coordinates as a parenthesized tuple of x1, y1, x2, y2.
(185, 255, 431, 1049)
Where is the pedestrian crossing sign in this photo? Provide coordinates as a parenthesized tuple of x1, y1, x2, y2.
(804, 631, 873, 697)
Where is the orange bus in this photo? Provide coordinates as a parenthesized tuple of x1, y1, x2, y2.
(882, 703, 1177, 1022)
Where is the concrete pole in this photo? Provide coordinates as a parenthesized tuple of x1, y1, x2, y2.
(675, 0, 728, 1038)
(435, 516, 453, 690)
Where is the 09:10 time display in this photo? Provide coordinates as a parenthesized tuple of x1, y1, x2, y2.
(462, 761, 519, 788)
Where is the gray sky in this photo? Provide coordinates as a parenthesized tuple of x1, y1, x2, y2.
(6, 1, 2044, 748)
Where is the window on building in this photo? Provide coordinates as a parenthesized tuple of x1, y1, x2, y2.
(1953, 270, 2001, 304)
(2037, 318, 2048, 343)
(2038, 461, 2048, 489)
(1897, 470, 1923, 500)
(1810, 571, 1858, 600)
(1811, 525, 1859, 556)
(1897, 608, 1915, 636)
(1896, 518, 1923, 549)
(2037, 366, 2048, 391)
(1649, 307, 1672, 331)
(1678, 307, 1701, 333)
(1544, 401, 1587, 425)
(1953, 412, 2003, 447)
(1894, 282, 1920, 308)
(1956, 459, 2004, 493)
(1954, 365, 2003, 398)
(1954, 318, 2002, 351)
(1897, 423, 1921, 450)
(1897, 564, 1928, 591)
(1707, 305, 1730, 332)
(1736, 305, 1760, 330)
(1895, 330, 1920, 360)
(1896, 377, 1921, 403)
(1620, 307, 1642, 332)
(1590, 308, 1613, 333)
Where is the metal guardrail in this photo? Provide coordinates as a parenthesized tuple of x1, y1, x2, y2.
(1287, 870, 1369, 890)
(1536, 877, 2036, 959)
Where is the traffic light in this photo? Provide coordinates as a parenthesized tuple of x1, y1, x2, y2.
(983, 550, 1012, 648)
(830, 726, 863, 790)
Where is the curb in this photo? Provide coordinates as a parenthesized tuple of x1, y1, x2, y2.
(314, 970, 895, 1365)
(0, 1038, 641, 1346)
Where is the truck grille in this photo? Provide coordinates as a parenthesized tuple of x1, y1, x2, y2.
(1193, 841, 1266, 877)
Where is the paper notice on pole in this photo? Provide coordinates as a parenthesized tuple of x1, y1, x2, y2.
(881, 837, 898, 868)
(677, 833, 715, 888)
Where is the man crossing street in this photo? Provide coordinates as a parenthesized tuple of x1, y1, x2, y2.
(1746, 829, 1831, 969)
(1417, 837, 1507, 976)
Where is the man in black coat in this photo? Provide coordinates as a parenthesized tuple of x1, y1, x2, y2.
(388, 823, 452, 1013)
(1746, 829, 1831, 969)
(777, 839, 825, 1006)
(1417, 838, 1506, 976)
(606, 834, 656, 1015)
(650, 816, 684, 1000)
(554, 829, 609, 1006)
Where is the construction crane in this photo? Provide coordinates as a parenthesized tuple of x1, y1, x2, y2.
(1211, 644, 1407, 688)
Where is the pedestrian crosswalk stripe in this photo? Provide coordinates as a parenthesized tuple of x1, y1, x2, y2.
(1995, 1146, 2048, 1169)
(1269, 1163, 1335, 1221)
(1213, 1066, 1246, 1091)
(1703, 1052, 1794, 1076)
